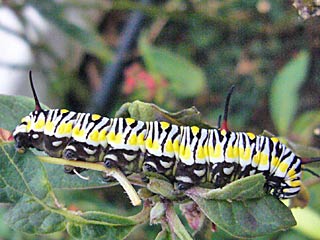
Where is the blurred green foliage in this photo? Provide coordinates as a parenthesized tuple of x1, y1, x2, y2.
(270, 51, 310, 136)
(1, 0, 320, 239)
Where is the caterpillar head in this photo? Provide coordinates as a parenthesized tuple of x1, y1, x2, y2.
(13, 71, 46, 153)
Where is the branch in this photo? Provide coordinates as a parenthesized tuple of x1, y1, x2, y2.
(38, 156, 141, 206)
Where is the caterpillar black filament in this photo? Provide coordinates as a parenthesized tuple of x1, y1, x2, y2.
(13, 72, 317, 199)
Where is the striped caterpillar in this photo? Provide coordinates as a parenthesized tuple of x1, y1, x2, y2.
(13, 72, 318, 199)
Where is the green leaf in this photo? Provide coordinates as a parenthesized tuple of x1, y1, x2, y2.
(187, 174, 266, 200)
(166, 203, 193, 240)
(0, 94, 37, 131)
(0, 144, 45, 204)
(0, 143, 66, 232)
(155, 228, 173, 240)
(0, 207, 15, 239)
(147, 178, 180, 200)
(291, 206, 320, 239)
(0, 143, 140, 238)
(116, 100, 213, 128)
(44, 163, 119, 190)
(185, 175, 295, 237)
(188, 194, 296, 238)
(150, 202, 166, 225)
(0, 94, 117, 190)
(28, 0, 112, 63)
(292, 110, 320, 145)
(270, 51, 310, 136)
(66, 211, 137, 239)
(140, 38, 206, 98)
(5, 195, 66, 234)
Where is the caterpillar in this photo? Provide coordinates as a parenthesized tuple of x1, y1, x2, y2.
(13, 72, 319, 199)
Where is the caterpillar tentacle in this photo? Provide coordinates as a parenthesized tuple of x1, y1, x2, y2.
(12, 73, 318, 199)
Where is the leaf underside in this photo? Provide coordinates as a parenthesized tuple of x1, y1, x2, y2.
(183, 174, 296, 238)
(189, 194, 296, 238)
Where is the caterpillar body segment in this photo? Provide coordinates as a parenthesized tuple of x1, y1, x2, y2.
(13, 73, 306, 199)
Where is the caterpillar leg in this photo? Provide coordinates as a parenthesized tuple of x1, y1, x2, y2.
(264, 175, 287, 198)
(142, 153, 175, 176)
(43, 135, 70, 157)
(44, 135, 89, 176)
(264, 155, 302, 198)
(264, 174, 301, 199)
(62, 140, 104, 175)
(175, 162, 207, 190)
(209, 162, 240, 188)
(103, 147, 142, 175)
(64, 165, 86, 174)
(63, 140, 103, 161)
(175, 181, 194, 191)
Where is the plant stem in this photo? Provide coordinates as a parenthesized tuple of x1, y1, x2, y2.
(38, 156, 141, 206)
(106, 168, 142, 206)
(166, 201, 193, 240)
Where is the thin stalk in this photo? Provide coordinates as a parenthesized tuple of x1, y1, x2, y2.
(38, 156, 141, 206)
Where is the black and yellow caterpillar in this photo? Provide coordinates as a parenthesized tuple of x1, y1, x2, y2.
(13, 72, 316, 199)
